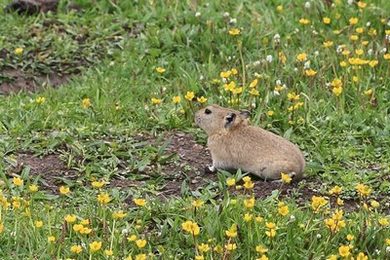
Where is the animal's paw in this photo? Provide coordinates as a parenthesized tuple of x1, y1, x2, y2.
(204, 165, 216, 174)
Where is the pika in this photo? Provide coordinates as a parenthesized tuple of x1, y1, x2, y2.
(195, 104, 305, 180)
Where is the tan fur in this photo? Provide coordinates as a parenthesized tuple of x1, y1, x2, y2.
(195, 104, 305, 180)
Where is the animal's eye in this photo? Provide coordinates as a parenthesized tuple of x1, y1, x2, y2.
(205, 108, 212, 115)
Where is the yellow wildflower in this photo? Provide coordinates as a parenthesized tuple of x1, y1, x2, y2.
(185, 91, 195, 100)
(89, 241, 102, 253)
(151, 97, 162, 105)
(226, 178, 236, 187)
(338, 245, 350, 257)
(112, 210, 127, 219)
(64, 214, 77, 223)
(276, 5, 283, 12)
(244, 197, 255, 209)
(225, 243, 237, 251)
(105, 249, 114, 256)
(267, 111, 274, 116)
(47, 236, 56, 243)
(299, 18, 310, 25)
(323, 41, 333, 48)
(311, 196, 328, 212)
(220, 70, 232, 78)
(172, 96, 181, 104)
(135, 239, 147, 248)
(281, 172, 292, 184)
(305, 69, 317, 77)
(91, 180, 105, 189)
(35, 96, 46, 105)
(323, 17, 331, 24)
(378, 217, 389, 227)
(70, 245, 82, 254)
(29, 184, 38, 192)
(82, 98, 91, 109)
(59, 186, 70, 195)
(349, 17, 358, 25)
(329, 186, 342, 196)
(35, 220, 43, 228)
(192, 199, 204, 209)
(97, 192, 111, 205)
(197, 96, 207, 103)
(181, 220, 200, 236)
(155, 67, 166, 73)
(228, 28, 240, 36)
(133, 198, 146, 207)
(356, 184, 372, 197)
(249, 79, 258, 88)
(14, 47, 24, 55)
(256, 245, 268, 254)
(13, 177, 23, 187)
(356, 252, 368, 260)
(296, 53, 307, 62)
(198, 243, 210, 253)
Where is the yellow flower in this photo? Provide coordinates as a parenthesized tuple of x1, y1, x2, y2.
(347, 234, 355, 241)
(226, 178, 236, 187)
(352, 76, 359, 83)
(338, 245, 350, 257)
(267, 111, 274, 116)
(378, 217, 389, 227)
(355, 49, 364, 56)
(370, 200, 380, 208)
(299, 18, 310, 25)
(327, 255, 338, 260)
(228, 28, 240, 36)
(70, 245, 82, 254)
(29, 184, 38, 192)
(13, 177, 23, 187)
(355, 184, 372, 197)
(112, 210, 127, 219)
(47, 236, 56, 243)
(278, 51, 287, 64)
(185, 91, 195, 101)
(243, 180, 254, 189)
(305, 69, 317, 77)
(155, 67, 166, 73)
(332, 87, 343, 97)
(135, 239, 147, 248)
(357, 1, 367, 8)
(278, 205, 289, 216)
(255, 216, 263, 223)
(198, 243, 210, 253)
(192, 199, 204, 209)
(266, 222, 276, 229)
(151, 97, 162, 105)
(384, 54, 390, 60)
(337, 198, 344, 206)
(233, 87, 243, 95)
(225, 243, 237, 251)
(243, 213, 253, 222)
(89, 241, 102, 253)
(105, 249, 113, 256)
(59, 186, 70, 195)
(249, 88, 259, 96)
(311, 196, 328, 212)
(329, 185, 342, 196)
(323, 41, 333, 48)
(257, 255, 269, 260)
(230, 68, 238, 75)
(356, 27, 364, 34)
(91, 180, 105, 188)
(225, 224, 237, 238)
(97, 192, 111, 205)
(369, 60, 378, 67)
(296, 53, 307, 62)
(80, 227, 92, 234)
(172, 96, 181, 104)
(197, 96, 207, 103)
(195, 255, 204, 260)
(265, 229, 276, 238)
(340, 61, 348, 67)
(386, 238, 390, 246)
(133, 198, 146, 207)
(64, 214, 77, 223)
(244, 197, 255, 209)
(127, 234, 137, 242)
(73, 224, 84, 232)
(35, 96, 46, 105)
(281, 172, 292, 184)
(135, 254, 147, 260)
(323, 17, 331, 24)
(181, 220, 200, 236)
(82, 98, 91, 109)
(368, 28, 377, 36)
(0, 222, 3, 234)
(256, 245, 268, 254)
(276, 5, 283, 12)
(220, 70, 232, 78)
(14, 47, 24, 55)
(35, 220, 43, 228)
(356, 252, 368, 260)
(349, 17, 358, 25)
(80, 219, 90, 225)
(350, 35, 359, 41)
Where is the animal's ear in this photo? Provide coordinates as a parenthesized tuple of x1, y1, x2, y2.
(224, 112, 237, 128)
(240, 110, 251, 119)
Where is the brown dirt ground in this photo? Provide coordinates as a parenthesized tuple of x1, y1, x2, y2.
(7, 132, 384, 212)
(0, 69, 71, 94)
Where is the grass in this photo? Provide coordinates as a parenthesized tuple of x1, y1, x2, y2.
(0, 0, 390, 259)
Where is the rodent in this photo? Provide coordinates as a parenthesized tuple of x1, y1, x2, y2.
(195, 104, 305, 180)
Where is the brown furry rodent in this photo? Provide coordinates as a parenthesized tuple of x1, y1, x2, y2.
(195, 104, 305, 180)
